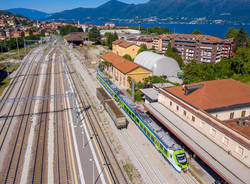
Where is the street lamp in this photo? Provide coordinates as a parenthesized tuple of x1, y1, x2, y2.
(89, 158, 95, 184)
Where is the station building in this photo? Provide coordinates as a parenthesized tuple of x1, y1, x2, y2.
(144, 79, 250, 184)
(63, 32, 88, 46)
(101, 52, 152, 89)
(112, 40, 140, 59)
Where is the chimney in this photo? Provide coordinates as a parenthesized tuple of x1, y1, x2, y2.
(237, 119, 242, 127)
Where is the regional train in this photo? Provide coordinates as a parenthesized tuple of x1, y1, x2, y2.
(97, 71, 188, 173)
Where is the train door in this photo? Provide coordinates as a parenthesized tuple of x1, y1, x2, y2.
(155, 140, 159, 151)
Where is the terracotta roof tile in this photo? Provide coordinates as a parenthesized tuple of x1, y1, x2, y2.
(101, 52, 139, 74)
(164, 79, 250, 110)
(221, 118, 250, 140)
(63, 32, 88, 41)
(112, 39, 135, 48)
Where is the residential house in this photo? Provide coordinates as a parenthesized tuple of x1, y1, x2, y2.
(101, 52, 152, 89)
(112, 40, 140, 59)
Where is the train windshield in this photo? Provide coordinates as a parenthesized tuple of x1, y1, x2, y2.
(176, 153, 187, 164)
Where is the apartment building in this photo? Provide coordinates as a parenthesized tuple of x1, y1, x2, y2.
(101, 52, 152, 89)
(112, 40, 140, 59)
(127, 36, 154, 49)
(153, 34, 234, 63)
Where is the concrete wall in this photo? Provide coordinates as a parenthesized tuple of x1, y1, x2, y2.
(212, 108, 250, 121)
(158, 93, 250, 167)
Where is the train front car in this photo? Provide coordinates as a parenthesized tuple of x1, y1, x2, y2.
(173, 150, 188, 173)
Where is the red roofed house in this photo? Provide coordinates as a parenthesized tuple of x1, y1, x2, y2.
(112, 40, 140, 59)
(101, 52, 152, 89)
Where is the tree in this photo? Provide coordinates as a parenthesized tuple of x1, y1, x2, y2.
(225, 27, 239, 38)
(123, 54, 133, 61)
(192, 29, 203, 35)
(234, 28, 248, 49)
(165, 42, 173, 57)
(105, 32, 118, 49)
(137, 44, 147, 55)
(60, 25, 78, 36)
(88, 26, 101, 44)
(165, 42, 184, 68)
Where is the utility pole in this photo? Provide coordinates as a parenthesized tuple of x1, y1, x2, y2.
(6, 61, 9, 78)
(132, 78, 135, 102)
(16, 37, 20, 59)
(24, 38, 26, 55)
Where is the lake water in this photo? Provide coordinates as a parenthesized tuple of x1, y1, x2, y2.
(89, 21, 250, 38)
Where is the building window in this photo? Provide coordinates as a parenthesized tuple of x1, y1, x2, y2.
(241, 111, 246, 118)
(170, 101, 172, 106)
(236, 146, 244, 156)
(210, 128, 216, 137)
(222, 136, 229, 146)
(230, 112, 234, 119)
(192, 116, 195, 122)
(183, 110, 186, 116)
(176, 106, 179, 111)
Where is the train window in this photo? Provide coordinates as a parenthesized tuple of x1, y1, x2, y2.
(164, 148, 168, 155)
(147, 131, 150, 137)
(160, 144, 163, 149)
(140, 123, 143, 129)
(136, 118, 139, 123)
(151, 136, 155, 142)
(143, 127, 146, 132)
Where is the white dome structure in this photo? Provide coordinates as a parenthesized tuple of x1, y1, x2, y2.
(134, 51, 181, 77)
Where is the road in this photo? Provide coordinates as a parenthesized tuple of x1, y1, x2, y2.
(0, 44, 119, 184)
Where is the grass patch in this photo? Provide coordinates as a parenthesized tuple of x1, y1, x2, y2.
(233, 74, 250, 85)
(123, 163, 134, 183)
(0, 77, 11, 96)
(0, 63, 20, 96)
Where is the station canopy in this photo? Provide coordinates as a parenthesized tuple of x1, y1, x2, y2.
(134, 51, 181, 77)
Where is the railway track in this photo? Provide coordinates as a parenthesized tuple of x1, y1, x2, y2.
(121, 128, 164, 184)
(54, 50, 71, 183)
(1, 46, 50, 183)
(63, 49, 128, 184)
(31, 49, 54, 183)
(0, 49, 41, 151)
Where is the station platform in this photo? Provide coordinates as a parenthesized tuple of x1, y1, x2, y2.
(144, 102, 250, 184)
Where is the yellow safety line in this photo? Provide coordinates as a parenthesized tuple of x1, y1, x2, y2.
(189, 165, 208, 184)
(60, 62, 78, 184)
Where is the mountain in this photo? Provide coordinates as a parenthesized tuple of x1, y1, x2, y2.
(48, 0, 250, 24)
(4, 8, 49, 20)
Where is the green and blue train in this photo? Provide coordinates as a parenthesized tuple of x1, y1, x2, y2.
(97, 71, 188, 173)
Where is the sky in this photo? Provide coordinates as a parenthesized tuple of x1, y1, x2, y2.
(1, 0, 148, 13)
